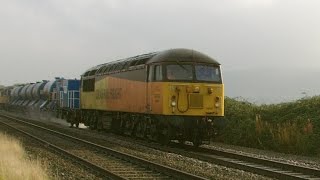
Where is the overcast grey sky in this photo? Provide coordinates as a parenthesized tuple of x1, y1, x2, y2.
(1, 0, 320, 103)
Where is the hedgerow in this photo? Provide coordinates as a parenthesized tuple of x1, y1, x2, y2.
(219, 96, 320, 156)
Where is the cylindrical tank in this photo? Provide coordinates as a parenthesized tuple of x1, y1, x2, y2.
(10, 87, 17, 97)
(26, 84, 36, 99)
(11, 86, 23, 99)
(32, 81, 47, 100)
(20, 84, 31, 100)
(41, 81, 56, 99)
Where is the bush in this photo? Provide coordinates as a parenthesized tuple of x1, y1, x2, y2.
(219, 96, 320, 156)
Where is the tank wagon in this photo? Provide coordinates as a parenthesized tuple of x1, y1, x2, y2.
(39, 80, 58, 110)
(9, 81, 49, 110)
(19, 83, 35, 106)
(79, 48, 224, 145)
(29, 81, 47, 107)
(10, 86, 24, 105)
(7, 78, 79, 113)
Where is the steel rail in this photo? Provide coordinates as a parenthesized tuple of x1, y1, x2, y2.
(0, 120, 124, 180)
(194, 146, 320, 179)
(0, 113, 207, 180)
(133, 139, 320, 180)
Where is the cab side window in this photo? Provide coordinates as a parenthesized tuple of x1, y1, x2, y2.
(148, 65, 163, 82)
(154, 65, 162, 81)
(82, 78, 95, 92)
(148, 65, 153, 82)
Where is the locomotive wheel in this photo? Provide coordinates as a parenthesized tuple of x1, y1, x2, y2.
(120, 118, 126, 134)
(135, 119, 147, 138)
(90, 120, 97, 130)
(149, 119, 159, 141)
(131, 117, 141, 138)
(158, 134, 170, 145)
(89, 115, 97, 130)
(193, 138, 201, 147)
(178, 137, 186, 145)
(97, 119, 104, 131)
(158, 126, 170, 145)
(83, 113, 90, 126)
(192, 130, 202, 147)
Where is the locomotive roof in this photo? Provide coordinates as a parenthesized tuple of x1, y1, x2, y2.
(147, 48, 220, 65)
(82, 48, 220, 76)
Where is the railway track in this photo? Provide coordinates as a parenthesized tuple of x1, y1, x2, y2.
(0, 113, 207, 180)
(133, 139, 320, 180)
(2, 111, 320, 179)
(180, 145, 320, 180)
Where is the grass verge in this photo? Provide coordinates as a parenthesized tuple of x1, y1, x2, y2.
(0, 132, 49, 180)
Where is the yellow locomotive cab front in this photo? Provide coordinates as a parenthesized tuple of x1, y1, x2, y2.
(164, 83, 224, 116)
(146, 55, 224, 146)
(148, 62, 224, 117)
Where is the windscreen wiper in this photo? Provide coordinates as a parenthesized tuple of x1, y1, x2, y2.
(175, 60, 189, 72)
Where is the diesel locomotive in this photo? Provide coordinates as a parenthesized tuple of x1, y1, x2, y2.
(1, 48, 224, 146)
(80, 48, 224, 145)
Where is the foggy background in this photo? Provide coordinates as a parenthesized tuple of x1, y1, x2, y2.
(1, 0, 320, 104)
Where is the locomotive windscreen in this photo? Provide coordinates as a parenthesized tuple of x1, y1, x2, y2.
(166, 64, 193, 80)
(165, 63, 222, 83)
(195, 65, 221, 83)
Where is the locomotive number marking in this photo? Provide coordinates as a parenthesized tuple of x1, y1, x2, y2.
(96, 88, 122, 100)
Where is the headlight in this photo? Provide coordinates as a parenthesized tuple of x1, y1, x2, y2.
(215, 102, 220, 108)
(171, 96, 176, 107)
(208, 87, 213, 94)
(193, 86, 200, 93)
(171, 101, 176, 107)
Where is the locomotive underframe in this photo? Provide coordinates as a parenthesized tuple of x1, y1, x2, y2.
(76, 109, 217, 146)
